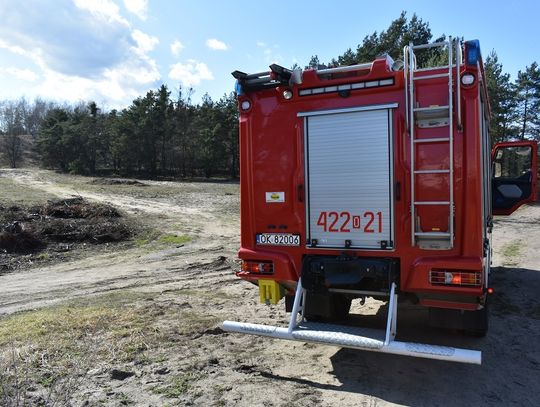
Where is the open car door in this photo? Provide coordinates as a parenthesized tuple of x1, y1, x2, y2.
(492, 141, 538, 215)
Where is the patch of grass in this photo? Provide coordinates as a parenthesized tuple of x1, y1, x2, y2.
(134, 237, 151, 246)
(0, 291, 154, 403)
(36, 252, 51, 261)
(502, 241, 521, 258)
(72, 180, 204, 200)
(152, 372, 202, 398)
(0, 287, 224, 403)
(175, 311, 220, 335)
(168, 288, 236, 302)
(133, 231, 191, 249)
(0, 176, 57, 207)
(0, 289, 221, 370)
(501, 241, 522, 265)
(158, 234, 191, 245)
(117, 392, 133, 405)
(0, 291, 153, 347)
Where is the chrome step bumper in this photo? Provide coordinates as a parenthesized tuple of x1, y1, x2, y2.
(223, 279, 481, 365)
(222, 320, 481, 364)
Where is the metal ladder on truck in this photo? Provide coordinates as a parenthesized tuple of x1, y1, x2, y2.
(404, 37, 462, 250)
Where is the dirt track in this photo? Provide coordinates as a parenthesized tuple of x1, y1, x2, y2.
(1, 169, 539, 406)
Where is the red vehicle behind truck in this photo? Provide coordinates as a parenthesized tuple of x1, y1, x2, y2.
(223, 38, 538, 364)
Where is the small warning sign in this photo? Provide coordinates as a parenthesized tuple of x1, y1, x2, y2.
(266, 192, 285, 203)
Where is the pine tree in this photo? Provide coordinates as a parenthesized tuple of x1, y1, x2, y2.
(37, 108, 70, 171)
(333, 11, 440, 66)
(515, 62, 540, 140)
(484, 51, 518, 143)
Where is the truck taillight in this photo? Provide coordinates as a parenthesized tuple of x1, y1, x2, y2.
(429, 270, 482, 287)
(242, 261, 273, 274)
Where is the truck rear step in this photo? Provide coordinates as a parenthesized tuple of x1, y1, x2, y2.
(223, 280, 481, 364)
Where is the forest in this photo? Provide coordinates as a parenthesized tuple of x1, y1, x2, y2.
(1, 12, 538, 177)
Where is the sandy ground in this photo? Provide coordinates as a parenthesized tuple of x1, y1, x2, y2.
(1, 168, 539, 406)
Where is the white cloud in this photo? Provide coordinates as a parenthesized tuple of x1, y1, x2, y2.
(169, 60, 214, 87)
(132, 29, 158, 53)
(0, 66, 38, 82)
(0, 39, 46, 70)
(206, 38, 228, 51)
(123, 0, 148, 20)
(0, 0, 161, 108)
(170, 40, 184, 57)
(0, 40, 30, 58)
(35, 52, 160, 106)
(74, 0, 129, 25)
(0, 1, 134, 77)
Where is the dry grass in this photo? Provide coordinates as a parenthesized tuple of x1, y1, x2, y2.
(0, 290, 223, 404)
(501, 240, 522, 266)
(0, 175, 56, 207)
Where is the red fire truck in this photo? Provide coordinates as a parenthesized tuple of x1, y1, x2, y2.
(223, 38, 537, 364)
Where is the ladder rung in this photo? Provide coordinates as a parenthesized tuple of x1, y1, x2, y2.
(414, 169, 450, 174)
(415, 232, 451, 238)
(417, 120, 450, 129)
(414, 106, 449, 113)
(412, 41, 449, 50)
(413, 73, 450, 81)
(414, 137, 450, 143)
(414, 201, 450, 205)
(414, 65, 457, 72)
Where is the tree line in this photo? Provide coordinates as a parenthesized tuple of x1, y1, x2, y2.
(34, 86, 239, 178)
(1, 12, 538, 174)
(0, 89, 240, 178)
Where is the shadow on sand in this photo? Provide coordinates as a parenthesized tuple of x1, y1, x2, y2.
(261, 267, 540, 406)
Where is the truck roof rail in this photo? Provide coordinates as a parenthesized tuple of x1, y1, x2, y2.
(316, 62, 372, 76)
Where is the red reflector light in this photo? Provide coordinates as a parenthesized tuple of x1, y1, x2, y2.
(429, 269, 482, 287)
(241, 261, 274, 274)
(451, 274, 462, 285)
(487, 287, 494, 295)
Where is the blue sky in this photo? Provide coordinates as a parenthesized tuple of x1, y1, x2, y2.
(0, 0, 538, 109)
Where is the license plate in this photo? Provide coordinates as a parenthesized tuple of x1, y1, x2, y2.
(256, 233, 300, 246)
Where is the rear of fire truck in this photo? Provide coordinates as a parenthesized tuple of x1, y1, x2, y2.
(223, 38, 538, 364)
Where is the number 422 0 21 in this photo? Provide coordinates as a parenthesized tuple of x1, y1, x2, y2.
(316, 211, 383, 233)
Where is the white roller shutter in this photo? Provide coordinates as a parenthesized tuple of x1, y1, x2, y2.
(303, 105, 394, 250)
